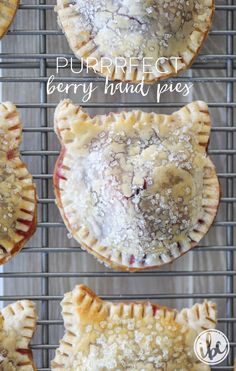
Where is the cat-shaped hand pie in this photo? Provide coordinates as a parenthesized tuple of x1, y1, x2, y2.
(54, 100, 220, 271)
(52, 284, 217, 370)
(0, 102, 37, 265)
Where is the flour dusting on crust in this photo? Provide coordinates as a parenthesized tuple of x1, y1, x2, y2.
(66, 119, 204, 258)
(70, 0, 211, 61)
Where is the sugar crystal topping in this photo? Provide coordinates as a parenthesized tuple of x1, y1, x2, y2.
(70, 312, 200, 370)
(64, 113, 205, 259)
(70, 0, 211, 61)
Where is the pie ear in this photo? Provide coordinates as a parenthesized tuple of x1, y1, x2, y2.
(176, 301, 217, 334)
(52, 285, 108, 369)
(54, 99, 92, 146)
(173, 101, 211, 150)
(0, 102, 22, 152)
(2, 300, 37, 348)
(61, 284, 108, 330)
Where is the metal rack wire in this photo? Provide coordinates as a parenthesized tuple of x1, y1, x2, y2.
(0, 1, 235, 370)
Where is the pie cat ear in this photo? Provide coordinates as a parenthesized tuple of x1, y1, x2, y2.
(173, 101, 211, 151)
(2, 300, 37, 349)
(176, 301, 217, 334)
(54, 99, 94, 147)
(53, 285, 108, 369)
(61, 284, 108, 330)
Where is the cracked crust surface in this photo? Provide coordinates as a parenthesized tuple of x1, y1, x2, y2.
(56, 0, 214, 83)
(51, 284, 217, 370)
(0, 102, 37, 265)
(0, 300, 37, 370)
(53, 100, 220, 271)
(0, 0, 19, 39)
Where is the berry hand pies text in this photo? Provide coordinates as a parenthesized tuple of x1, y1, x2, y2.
(0, 0, 19, 38)
(54, 100, 220, 271)
(0, 102, 37, 265)
(51, 284, 217, 370)
(56, 0, 214, 83)
(0, 300, 37, 370)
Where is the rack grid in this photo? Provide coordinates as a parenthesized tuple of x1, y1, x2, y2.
(0, 1, 235, 370)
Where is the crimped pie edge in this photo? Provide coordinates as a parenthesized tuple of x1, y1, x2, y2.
(1, 299, 37, 370)
(0, 0, 20, 39)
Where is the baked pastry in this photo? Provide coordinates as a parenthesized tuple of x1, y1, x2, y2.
(0, 0, 19, 38)
(55, 0, 214, 83)
(0, 102, 37, 265)
(0, 300, 37, 370)
(51, 284, 217, 370)
(54, 100, 220, 271)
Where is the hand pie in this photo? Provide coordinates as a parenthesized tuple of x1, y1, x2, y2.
(54, 100, 220, 271)
(0, 300, 37, 370)
(51, 284, 217, 370)
(0, 0, 19, 38)
(55, 0, 214, 83)
(0, 102, 37, 265)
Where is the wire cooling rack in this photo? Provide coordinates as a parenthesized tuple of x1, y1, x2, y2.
(0, 1, 235, 370)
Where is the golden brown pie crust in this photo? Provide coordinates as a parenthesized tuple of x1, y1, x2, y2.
(0, 300, 37, 370)
(55, 0, 215, 83)
(0, 102, 37, 265)
(54, 100, 220, 272)
(51, 284, 217, 370)
(0, 0, 19, 39)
